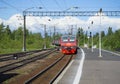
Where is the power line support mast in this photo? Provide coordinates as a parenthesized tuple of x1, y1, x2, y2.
(23, 13, 26, 51)
(53, 26, 56, 45)
(44, 25, 46, 49)
(99, 8, 102, 57)
(22, 7, 42, 51)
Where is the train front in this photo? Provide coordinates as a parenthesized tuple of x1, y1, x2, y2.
(60, 35, 77, 54)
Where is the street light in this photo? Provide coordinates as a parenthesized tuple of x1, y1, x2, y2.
(91, 21, 94, 52)
(87, 27, 90, 49)
(99, 8, 102, 57)
(47, 19, 59, 46)
(40, 19, 51, 49)
(23, 7, 42, 51)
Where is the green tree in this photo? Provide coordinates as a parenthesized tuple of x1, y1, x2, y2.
(4, 25, 12, 39)
(0, 23, 4, 40)
(101, 31, 105, 37)
(15, 27, 23, 40)
(77, 27, 84, 46)
(93, 32, 99, 47)
(107, 27, 113, 36)
(102, 28, 120, 50)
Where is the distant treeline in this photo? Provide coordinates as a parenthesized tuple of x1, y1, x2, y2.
(1, 22, 120, 54)
(77, 27, 120, 51)
(0, 23, 61, 54)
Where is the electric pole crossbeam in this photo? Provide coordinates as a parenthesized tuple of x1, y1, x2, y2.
(23, 11, 120, 16)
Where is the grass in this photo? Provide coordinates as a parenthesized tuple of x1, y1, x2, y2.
(0, 48, 22, 54)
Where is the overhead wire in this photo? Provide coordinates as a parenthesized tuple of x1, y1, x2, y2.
(29, 0, 38, 7)
(63, 0, 67, 9)
(0, 0, 22, 12)
(38, 0, 48, 11)
(53, 0, 63, 10)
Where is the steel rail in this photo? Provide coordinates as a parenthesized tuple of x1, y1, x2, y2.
(0, 49, 52, 62)
(24, 54, 65, 84)
(0, 49, 56, 73)
(50, 55, 73, 84)
(0, 49, 51, 57)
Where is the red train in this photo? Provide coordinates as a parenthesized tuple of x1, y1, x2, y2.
(59, 35, 78, 54)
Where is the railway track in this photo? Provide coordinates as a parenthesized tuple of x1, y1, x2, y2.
(0, 49, 56, 73)
(24, 54, 74, 84)
(50, 55, 73, 84)
(0, 49, 49, 62)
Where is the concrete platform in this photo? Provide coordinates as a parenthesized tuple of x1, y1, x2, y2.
(80, 48, 120, 84)
(53, 48, 120, 84)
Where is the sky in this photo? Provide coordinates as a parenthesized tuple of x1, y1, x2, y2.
(0, 0, 120, 35)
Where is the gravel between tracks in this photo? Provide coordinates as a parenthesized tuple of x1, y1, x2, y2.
(2, 51, 63, 84)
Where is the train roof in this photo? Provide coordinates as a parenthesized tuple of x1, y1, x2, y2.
(61, 35, 76, 38)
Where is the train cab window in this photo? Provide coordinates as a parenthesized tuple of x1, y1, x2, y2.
(62, 36, 68, 42)
(70, 36, 75, 42)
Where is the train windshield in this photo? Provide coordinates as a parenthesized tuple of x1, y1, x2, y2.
(69, 36, 76, 42)
(62, 36, 68, 42)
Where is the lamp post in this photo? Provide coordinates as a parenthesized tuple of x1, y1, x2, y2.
(47, 19, 59, 46)
(91, 21, 94, 52)
(23, 7, 42, 51)
(99, 8, 102, 57)
(40, 19, 51, 49)
(87, 27, 90, 49)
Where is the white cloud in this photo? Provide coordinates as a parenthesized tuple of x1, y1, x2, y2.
(0, 18, 3, 23)
(0, 14, 120, 35)
(87, 15, 120, 33)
